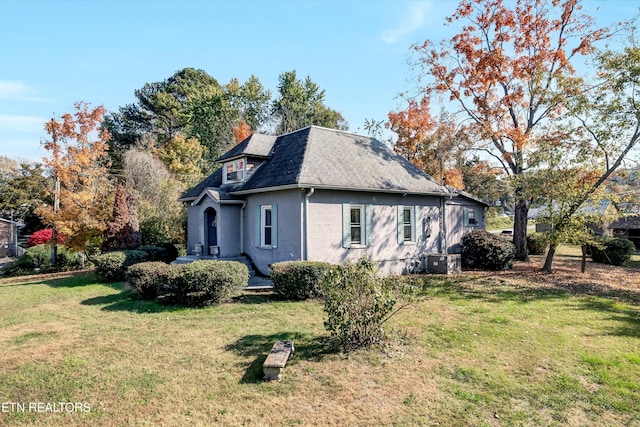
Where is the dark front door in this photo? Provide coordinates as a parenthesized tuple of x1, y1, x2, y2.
(206, 208, 218, 247)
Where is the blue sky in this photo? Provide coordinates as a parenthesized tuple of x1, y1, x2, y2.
(0, 0, 636, 162)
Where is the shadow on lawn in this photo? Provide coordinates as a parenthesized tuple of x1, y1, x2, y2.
(577, 298, 640, 339)
(80, 287, 185, 314)
(423, 275, 640, 338)
(226, 332, 336, 383)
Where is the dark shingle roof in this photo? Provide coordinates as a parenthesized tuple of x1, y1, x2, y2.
(182, 126, 458, 201)
(237, 126, 448, 195)
(610, 216, 640, 230)
(216, 133, 277, 162)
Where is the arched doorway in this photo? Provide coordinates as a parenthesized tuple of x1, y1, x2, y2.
(204, 208, 218, 252)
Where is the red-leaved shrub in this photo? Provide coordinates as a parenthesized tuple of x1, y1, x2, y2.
(27, 229, 65, 247)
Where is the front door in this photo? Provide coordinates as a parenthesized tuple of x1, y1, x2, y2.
(206, 208, 218, 248)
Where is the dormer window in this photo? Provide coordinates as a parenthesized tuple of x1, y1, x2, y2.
(224, 159, 245, 183)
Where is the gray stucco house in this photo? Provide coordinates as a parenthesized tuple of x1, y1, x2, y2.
(179, 126, 487, 275)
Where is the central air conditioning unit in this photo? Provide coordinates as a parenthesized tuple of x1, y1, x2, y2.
(424, 254, 461, 274)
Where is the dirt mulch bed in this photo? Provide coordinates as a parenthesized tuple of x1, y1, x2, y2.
(0, 268, 96, 286)
(460, 255, 640, 303)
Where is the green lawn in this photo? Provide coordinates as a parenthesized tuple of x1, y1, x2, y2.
(1, 261, 639, 426)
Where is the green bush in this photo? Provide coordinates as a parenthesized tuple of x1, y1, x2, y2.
(322, 257, 417, 351)
(527, 233, 548, 256)
(162, 260, 248, 307)
(2, 245, 82, 276)
(271, 261, 332, 300)
(137, 245, 168, 262)
(461, 230, 516, 271)
(21, 244, 51, 270)
(126, 261, 168, 300)
(93, 250, 149, 283)
(589, 237, 635, 266)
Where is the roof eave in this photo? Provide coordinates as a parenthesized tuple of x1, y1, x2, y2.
(230, 183, 451, 197)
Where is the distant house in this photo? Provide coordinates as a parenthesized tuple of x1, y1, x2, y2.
(0, 218, 24, 257)
(530, 200, 619, 236)
(179, 126, 487, 275)
(609, 216, 640, 248)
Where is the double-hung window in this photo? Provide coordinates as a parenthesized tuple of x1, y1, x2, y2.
(464, 207, 478, 227)
(342, 203, 372, 248)
(350, 205, 365, 245)
(255, 204, 277, 249)
(403, 207, 414, 242)
(261, 205, 272, 246)
(398, 205, 417, 244)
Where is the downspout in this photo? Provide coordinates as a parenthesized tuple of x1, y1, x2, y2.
(240, 201, 247, 255)
(440, 195, 448, 254)
(303, 188, 315, 260)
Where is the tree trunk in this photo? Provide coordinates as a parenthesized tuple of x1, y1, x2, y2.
(513, 198, 529, 261)
(581, 245, 588, 273)
(542, 243, 557, 273)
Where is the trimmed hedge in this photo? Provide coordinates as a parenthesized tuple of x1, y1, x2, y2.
(527, 233, 548, 256)
(462, 230, 516, 271)
(270, 261, 333, 300)
(589, 237, 635, 266)
(162, 260, 249, 307)
(126, 261, 167, 300)
(93, 250, 149, 283)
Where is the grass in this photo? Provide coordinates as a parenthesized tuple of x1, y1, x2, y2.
(1, 260, 639, 426)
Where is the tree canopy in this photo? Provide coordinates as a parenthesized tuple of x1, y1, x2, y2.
(396, 0, 611, 260)
(104, 68, 346, 172)
(37, 102, 114, 252)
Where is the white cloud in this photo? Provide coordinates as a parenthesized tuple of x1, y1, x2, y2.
(0, 80, 49, 102)
(380, 1, 433, 44)
(0, 114, 46, 132)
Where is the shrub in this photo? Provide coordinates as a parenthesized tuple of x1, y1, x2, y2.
(461, 229, 516, 271)
(527, 233, 548, 256)
(126, 261, 168, 300)
(93, 250, 149, 283)
(137, 245, 168, 262)
(27, 229, 65, 247)
(589, 237, 635, 266)
(162, 260, 248, 307)
(20, 244, 52, 269)
(1, 244, 82, 276)
(322, 257, 417, 351)
(271, 261, 332, 300)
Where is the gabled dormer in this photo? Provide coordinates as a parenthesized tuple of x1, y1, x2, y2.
(216, 133, 277, 185)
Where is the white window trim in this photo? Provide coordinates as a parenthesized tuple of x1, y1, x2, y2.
(223, 159, 245, 184)
(403, 206, 416, 244)
(466, 207, 478, 226)
(350, 204, 366, 248)
(260, 205, 273, 248)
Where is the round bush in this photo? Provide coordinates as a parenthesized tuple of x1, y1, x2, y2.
(93, 250, 149, 283)
(163, 260, 248, 306)
(126, 261, 168, 300)
(589, 237, 635, 266)
(271, 261, 332, 300)
(461, 230, 516, 271)
(527, 233, 548, 256)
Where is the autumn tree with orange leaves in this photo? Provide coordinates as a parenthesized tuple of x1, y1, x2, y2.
(406, 0, 610, 261)
(37, 102, 114, 257)
(387, 98, 470, 189)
